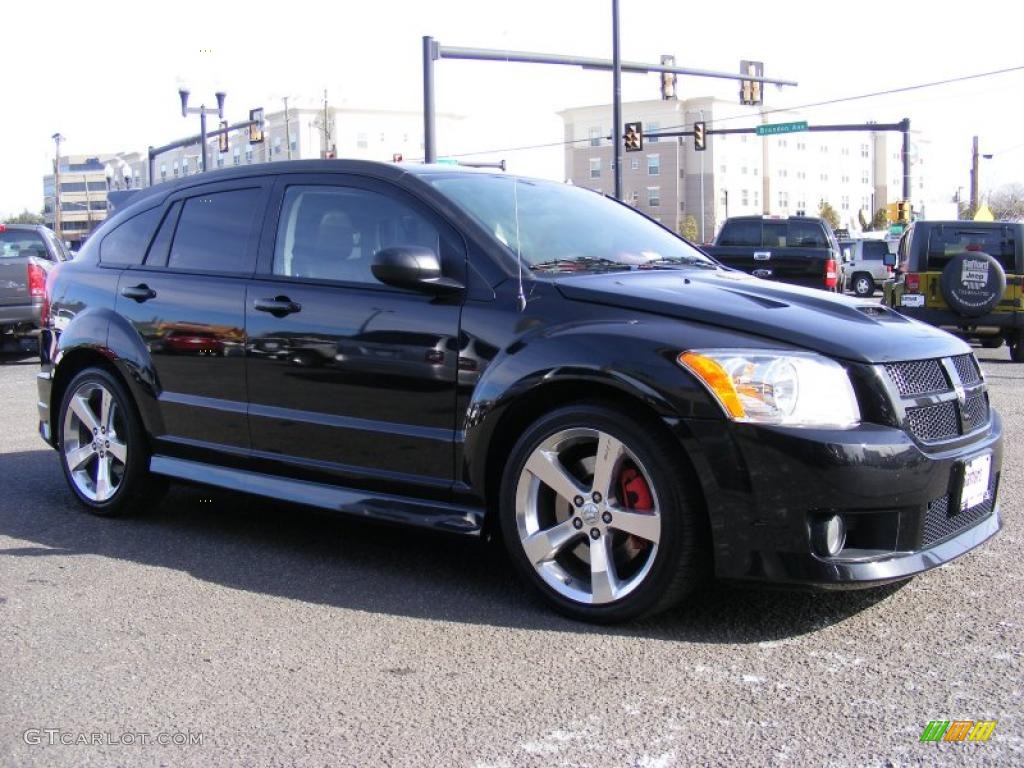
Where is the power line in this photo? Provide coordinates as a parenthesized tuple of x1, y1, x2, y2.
(447, 64, 1024, 160)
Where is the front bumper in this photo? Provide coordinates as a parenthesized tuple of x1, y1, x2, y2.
(675, 410, 1004, 587)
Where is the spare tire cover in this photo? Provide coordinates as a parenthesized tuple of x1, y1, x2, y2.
(940, 251, 1006, 317)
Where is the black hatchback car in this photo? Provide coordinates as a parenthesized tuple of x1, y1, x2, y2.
(36, 161, 1003, 623)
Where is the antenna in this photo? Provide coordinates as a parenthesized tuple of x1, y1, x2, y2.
(513, 176, 526, 311)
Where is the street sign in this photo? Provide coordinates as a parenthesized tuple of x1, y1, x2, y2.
(755, 121, 809, 137)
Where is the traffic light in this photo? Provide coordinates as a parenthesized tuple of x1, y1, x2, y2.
(248, 108, 264, 144)
(897, 200, 910, 223)
(740, 60, 764, 106)
(694, 121, 707, 151)
(660, 55, 677, 100)
(392, 153, 403, 162)
(218, 121, 228, 153)
(624, 122, 643, 152)
(886, 202, 899, 222)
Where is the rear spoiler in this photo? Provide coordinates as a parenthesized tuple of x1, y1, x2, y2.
(107, 190, 141, 215)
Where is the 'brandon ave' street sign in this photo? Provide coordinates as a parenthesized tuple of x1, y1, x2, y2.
(755, 121, 809, 136)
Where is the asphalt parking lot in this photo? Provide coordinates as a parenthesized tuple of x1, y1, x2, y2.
(0, 345, 1020, 767)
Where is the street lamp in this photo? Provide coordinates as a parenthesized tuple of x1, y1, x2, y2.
(179, 88, 226, 173)
(51, 132, 64, 237)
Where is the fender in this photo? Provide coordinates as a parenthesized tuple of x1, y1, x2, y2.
(54, 305, 166, 438)
(458, 315, 726, 507)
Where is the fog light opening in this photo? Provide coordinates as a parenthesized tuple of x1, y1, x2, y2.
(813, 514, 847, 557)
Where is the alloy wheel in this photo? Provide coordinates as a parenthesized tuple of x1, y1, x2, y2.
(514, 427, 661, 605)
(62, 381, 129, 502)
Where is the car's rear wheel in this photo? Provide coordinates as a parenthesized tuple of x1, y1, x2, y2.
(852, 273, 875, 297)
(58, 368, 163, 517)
(499, 402, 707, 623)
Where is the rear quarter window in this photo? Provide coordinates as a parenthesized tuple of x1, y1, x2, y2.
(99, 208, 162, 266)
(862, 241, 889, 260)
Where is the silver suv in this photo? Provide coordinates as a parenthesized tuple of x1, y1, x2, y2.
(840, 238, 893, 297)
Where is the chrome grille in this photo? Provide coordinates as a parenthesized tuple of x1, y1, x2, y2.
(961, 393, 990, 433)
(884, 359, 947, 396)
(906, 402, 959, 442)
(922, 473, 998, 548)
(952, 353, 981, 387)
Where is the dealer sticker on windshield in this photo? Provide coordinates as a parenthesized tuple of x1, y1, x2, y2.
(900, 294, 925, 307)
(959, 453, 992, 512)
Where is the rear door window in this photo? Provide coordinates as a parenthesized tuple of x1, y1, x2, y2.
(167, 188, 263, 274)
(926, 226, 1016, 272)
(862, 240, 889, 260)
(787, 220, 827, 248)
(717, 220, 761, 247)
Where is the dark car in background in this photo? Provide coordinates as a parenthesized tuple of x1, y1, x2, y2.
(35, 161, 1003, 623)
(0, 223, 69, 352)
(703, 215, 842, 292)
(884, 220, 1023, 361)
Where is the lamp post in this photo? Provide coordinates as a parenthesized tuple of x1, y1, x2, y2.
(698, 108, 705, 243)
(179, 88, 226, 173)
(51, 132, 64, 238)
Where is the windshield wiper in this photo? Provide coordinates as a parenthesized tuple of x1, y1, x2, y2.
(638, 256, 718, 270)
(529, 257, 631, 273)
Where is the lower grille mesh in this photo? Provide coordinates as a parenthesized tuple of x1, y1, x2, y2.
(922, 473, 998, 548)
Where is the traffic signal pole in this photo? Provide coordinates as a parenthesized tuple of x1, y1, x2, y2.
(612, 0, 623, 200)
(420, 36, 797, 197)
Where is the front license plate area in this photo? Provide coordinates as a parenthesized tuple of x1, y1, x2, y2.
(956, 453, 992, 512)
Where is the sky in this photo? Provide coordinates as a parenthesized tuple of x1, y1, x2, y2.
(3, 0, 1023, 218)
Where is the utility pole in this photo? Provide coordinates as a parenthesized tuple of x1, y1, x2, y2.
(970, 135, 980, 213)
(611, 0, 623, 200)
(51, 133, 64, 239)
(283, 96, 292, 160)
(82, 174, 93, 236)
(699, 108, 705, 243)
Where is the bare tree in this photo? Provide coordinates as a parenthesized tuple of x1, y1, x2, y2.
(988, 183, 1024, 221)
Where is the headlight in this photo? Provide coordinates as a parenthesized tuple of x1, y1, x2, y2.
(678, 349, 860, 428)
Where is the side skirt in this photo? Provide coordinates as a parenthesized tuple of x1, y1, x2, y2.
(149, 456, 484, 535)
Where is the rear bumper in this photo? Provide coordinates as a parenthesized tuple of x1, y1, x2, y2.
(0, 302, 42, 333)
(675, 410, 1004, 588)
(895, 305, 1022, 331)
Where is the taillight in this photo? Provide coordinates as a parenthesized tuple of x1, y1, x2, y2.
(905, 273, 920, 292)
(824, 258, 838, 289)
(27, 263, 46, 298)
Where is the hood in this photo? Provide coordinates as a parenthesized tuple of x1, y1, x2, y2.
(554, 269, 969, 364)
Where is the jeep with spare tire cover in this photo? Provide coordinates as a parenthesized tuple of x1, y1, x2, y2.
(884, 221, 1023, 361)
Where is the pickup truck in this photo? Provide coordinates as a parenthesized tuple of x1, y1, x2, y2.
(703, 216, 842, 292)
(0, 223, 69, 352)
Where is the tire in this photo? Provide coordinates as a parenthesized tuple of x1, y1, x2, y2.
(57, 367, 164, 517)
(980, 336, 1004, 349)
(1010, 333, 1024, 363)
(498, 401, 708, 623)
(852, 273, 875, 298)
(940, 252, 1006, 318)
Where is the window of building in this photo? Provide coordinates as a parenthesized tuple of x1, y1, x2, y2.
(233, 148, 240, 166)
(168, 188, 262, 274)
(820, 173, 828, 181)
(862, 172, 870, 184)
(647, 187, 660, 207)
(630, 191, 639, 206)
(778, 139, 787, 148)
(841, 195, 850, 210)
(741, 189, 749, 206)
(274, 137, 282, 155)
(861, 144, 869, 158)
(753, 167, 759, 176)
(160, 164, 166, 181)
(357, 132, 368, 149)
(272, 185, 440, 285)
(182, 159, 189, 176)
(290, 137, 297, 152)
(797, 142, 806, 151)
(589, 127, 602, 147)
(647, 154, 660, 176)
(379, 132, 385, 143)
(797, 171, 806, 180)
(778, 191, 789, 208)
(842, 147, 850, 156)
(172, 162, 178, 178)
(631, 158, 639, 170)
(217, 157, 224, 168)
(741, 166, 748, 175)
(720, 165, 727, 174)
(754, 190, 760, 208)
(589, 158, 601, 179)
(778, 169, 787, 178)
(245, 149, 253, 163)
(647, 122, 659, 143)
(841, 174, 849, 183)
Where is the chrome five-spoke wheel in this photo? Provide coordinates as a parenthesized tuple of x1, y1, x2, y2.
(514, 427, 661, 606)
(62, 380, 129, 502)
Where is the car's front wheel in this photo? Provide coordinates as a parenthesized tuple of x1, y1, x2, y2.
(57, 367, 163, 516)
(499, 402, 707, 623)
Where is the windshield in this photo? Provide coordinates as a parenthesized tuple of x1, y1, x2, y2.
(429, 174, 716, 273)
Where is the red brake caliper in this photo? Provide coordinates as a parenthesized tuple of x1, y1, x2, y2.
(618, 465, 653, 557)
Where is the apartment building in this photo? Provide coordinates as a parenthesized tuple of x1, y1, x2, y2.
(560, 98, 927, 241)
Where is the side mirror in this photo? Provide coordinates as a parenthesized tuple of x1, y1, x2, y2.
(883, 253, 896, 267)
(371, 246, 464, 294)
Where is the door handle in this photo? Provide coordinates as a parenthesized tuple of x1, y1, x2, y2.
(253, 296, 301, 316)
(121, 284, 156, 302)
